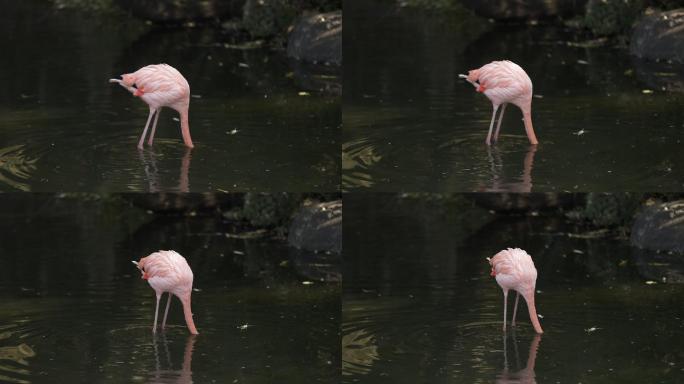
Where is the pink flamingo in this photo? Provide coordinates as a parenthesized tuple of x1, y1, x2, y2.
(488, 248, 543, 334)
(110, 64, 194, 149)
(133, 250, 199, 335)
(460, 60, 538, 146)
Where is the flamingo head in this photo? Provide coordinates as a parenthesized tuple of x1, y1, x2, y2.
(486, 257, 496, 276)
(121, 74, 136, 87)
(132, 260, 150, 280)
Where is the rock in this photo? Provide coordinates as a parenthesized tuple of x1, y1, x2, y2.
(114, 0, 243, 22)
(290, 60, 341, 94)
(460, 0, 586, 20)
(287, 11, 341, 65)
(630, 200, 684, 253)
(631, 56, 684, 93)
(288, 200, 341, 254)
(632, 248, 684, 284)
(630, 9, 684, 63)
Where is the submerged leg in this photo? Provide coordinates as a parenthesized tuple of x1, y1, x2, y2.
(161, 293, 172, 329)
(511, 291, 520, 326)
(486, 104, 500, 146)
(153, 293, 161, 333)
(147, 108, 161, 146)
(139, 108, 156, 149)
(502, 289, 508, 332)
(493, 103, 507, 142)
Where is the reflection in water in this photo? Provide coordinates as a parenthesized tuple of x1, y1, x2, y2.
(0, 341, 36, 384)
(139, 147, 192, 192)
(497, 333, 540, 384)
(0, 145, 37, 192)
(483, 144, 536, 192)
(149, 334, 196, 384)
(342, 329, 379, 376)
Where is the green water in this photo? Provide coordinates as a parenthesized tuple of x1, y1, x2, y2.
(0, 195, 340, 383)
(0, 1, 340, 192)
(342, 194, 684, 383)
(343, 2, 684, 191)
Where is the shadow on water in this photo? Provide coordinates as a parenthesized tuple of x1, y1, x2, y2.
(0, 1, 340, 192)
(0, 195, 340, 383)
(343, 2, 684, 191)
(342, 194, 684, 383)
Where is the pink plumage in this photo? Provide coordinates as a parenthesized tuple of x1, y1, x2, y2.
(134, 250, 199, 335)
(460, 60, 538, 145)
(110, 64, 194, 149)
(488, 248, 543, 334)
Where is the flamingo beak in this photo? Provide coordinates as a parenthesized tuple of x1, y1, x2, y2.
(131, 261, 139, 266)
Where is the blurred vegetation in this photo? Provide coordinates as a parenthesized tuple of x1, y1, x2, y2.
(242, 192, 302, 227)
(572, 193, 642, 227)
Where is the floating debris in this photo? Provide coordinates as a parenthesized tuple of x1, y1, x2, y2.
(642, 89, 654, 94)
(238, 62, 249, 68)
(298, 91, 310, 96)
(237, 324, 254, 330)
(191, 94, 202, 99)
(577, 59, 589, 65)
(226, 129, 238, 135)
(573, 129, 586, 136)
(585, 327, 601, 333)
(645, 280, 657, 285)
(572, 249, 584, 254)
(302, 281, 314, 285)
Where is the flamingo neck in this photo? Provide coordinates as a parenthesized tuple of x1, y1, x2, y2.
(523, 109, 538, 145)
(180, 109, 194, 149)
(524, 293, 543, 334)
(181, 294, 199, 335)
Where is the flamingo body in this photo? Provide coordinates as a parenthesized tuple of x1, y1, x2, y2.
(460, 60, 538, 145)
(488, 248, 543, 334)
(110, 64, 194, 149)
(134, 250, 199, 335)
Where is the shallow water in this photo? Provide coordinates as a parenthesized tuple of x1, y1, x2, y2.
(342, 194, 684, 383)
(343, 2, 684, 191)
(0, 195, 340, 383)
(0, 1, 340, 192)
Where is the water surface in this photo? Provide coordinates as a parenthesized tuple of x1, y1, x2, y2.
(343, 2, 684, 191)
(0, 195, 340, 383)
(0, 1, 340, 192)
(343, 194, 684, 383)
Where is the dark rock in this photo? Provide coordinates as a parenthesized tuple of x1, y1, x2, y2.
(471, 193, 579, 212)
(460, 0, 586, 20)
(114, 0, 243, 22)
(630, 9, 684, 63)
(631, 56, 684, 93)
(288, 200, 341, 254)
(630, 200, 684, 253)
(287, 11, 341, 65)
(290, 60, 341, 94)
(289, 248, 341, 282)
(632, 248, 684, 284)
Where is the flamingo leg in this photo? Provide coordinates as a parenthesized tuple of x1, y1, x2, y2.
(493, 103, 507, 142)
(161, 293, 172, 329)
(511, 291, 520, 326)
(153, 293, 161, 333)
(502, 289, 508, 331)
(138, 108, 156, 150)
(486, 104, 500, 146)
(147, 108, 161, 146)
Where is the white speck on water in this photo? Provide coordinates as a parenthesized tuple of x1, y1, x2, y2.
(302, 281, 314, 285)
(585, 327, 601, 333)
(572, 249, 584, 254)
(233, 250, 244, 255)
(573, 129, 586, 136)
(298, 91, 310, 96)
(173, 117, 180, 122)
(577, 59, 589, 65)
(642, 89, 654, 94)
(645, 280, 657, 285)
(238, 62, 249, 68)
(237, 324, 253, 330)
(191, 94, 202, 98)
(227, 129, 238, 135)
